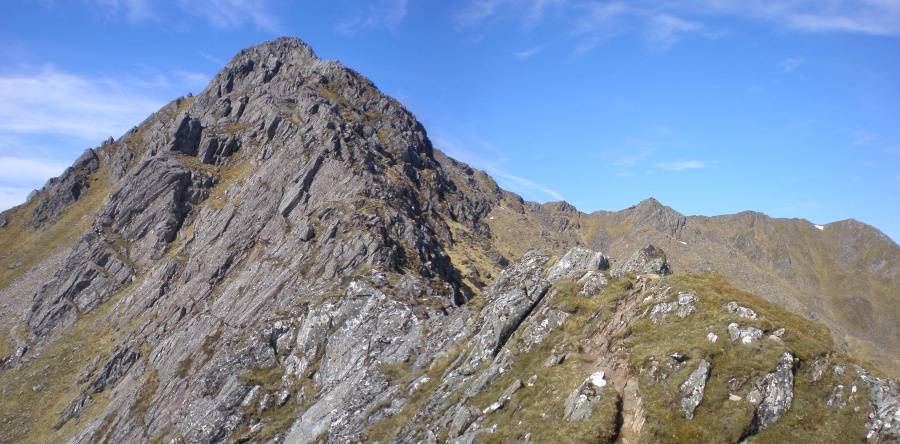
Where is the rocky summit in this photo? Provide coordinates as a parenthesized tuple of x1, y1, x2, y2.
(0, 37, 899, 443)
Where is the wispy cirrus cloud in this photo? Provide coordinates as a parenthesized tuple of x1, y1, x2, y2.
(0, 157, 72, 211)
(653, 160, 708, 171)
(339, 0, 410, 34)
(91, 0, 156, 22)
(780, 56, 805, 72)
(176, 70, 212, 91)
(457, 0, 565, 28)
(0, 66, 166, 142)
(646, 13, 701, 49)
(432, 134, 565, 202)
(0, 157, 70, 183)
(188, 0, 281, 33)
(488, 168, 566, 201)
(86, 0, 281, 32)
(514, 45, 545, 59)
(680, 0, 900, 36)
(458, 0, 900, 56)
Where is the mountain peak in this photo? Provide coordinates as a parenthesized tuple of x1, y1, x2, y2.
(1, 38, 899, 444)
(627, 197, 685, 236)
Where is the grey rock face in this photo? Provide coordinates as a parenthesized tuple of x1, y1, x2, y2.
(545, 246, 609, 283)
(564, 371, 607, 421)
(517, 304, 569, 354)
(680, 359, 711, 419)
(611, 244, 670, 278)
(449, 404, 482, 438)
(744, 352, 795, 437)
(460, 250, 551, 372)
(29, 148, 100, 229)
(857, 367, 900, 443)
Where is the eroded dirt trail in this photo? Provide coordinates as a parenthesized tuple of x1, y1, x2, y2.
(582, 276, 657, 442)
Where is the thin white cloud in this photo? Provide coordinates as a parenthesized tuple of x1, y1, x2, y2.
(181, 0, 281, 33)
(456, 0, 507, 27)
(457, 0, 566, 28)
(339, 0, 410, 34)
(176, 70, 212, 92)
(847, 128, 877, 145)
(0, 66, 166, 142)
(489, 168, 566, 201)
(780, 56, 805, 72)
(0, 185, 36, 212)
(200, 52, 227, 66)
(514, 45, 545, 58)
(0, 158, 72, 211)
(0, 157, 70, 183)
(676, 0, 900, 36)
(458, 0, 900, 57)
(92, 0, 156, 22)
(432, 134, 565, 202)
(647, 13, 701, 49)
(653, 160, 708, 170)
(87, 0, 280, 32)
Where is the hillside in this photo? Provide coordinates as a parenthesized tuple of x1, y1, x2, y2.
(0, 37, 897, 443)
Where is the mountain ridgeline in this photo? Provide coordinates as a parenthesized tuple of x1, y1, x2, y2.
(0, 38, 898, 443)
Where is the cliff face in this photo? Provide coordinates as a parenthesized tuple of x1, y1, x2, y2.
(0, 37, 897, 443)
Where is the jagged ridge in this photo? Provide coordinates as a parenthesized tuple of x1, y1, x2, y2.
(0, 37, 897, 443)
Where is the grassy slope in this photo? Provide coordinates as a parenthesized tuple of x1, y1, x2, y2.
(476, 194, 900, 377)
(359, 269, 870, 443)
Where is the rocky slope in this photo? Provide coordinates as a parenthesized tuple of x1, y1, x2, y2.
(0, 37, 898, 443)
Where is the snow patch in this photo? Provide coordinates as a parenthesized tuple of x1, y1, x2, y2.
(814, 224, 824, 230)
(588, 371, 607, 388)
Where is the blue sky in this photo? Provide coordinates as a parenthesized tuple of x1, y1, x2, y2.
(1, 0, 899, 242)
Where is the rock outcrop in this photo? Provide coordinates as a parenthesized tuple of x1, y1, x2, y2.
(744, 352, 796, 438)
(611, 244, 670, 278)
(680, 360, 711, 419)
(565, 371, 608, 421)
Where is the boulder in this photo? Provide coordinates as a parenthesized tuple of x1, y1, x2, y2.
(610, 244, 670, 278)
(744, 352, 795, 437)
(546, 246, 609, 283)
(576, 271, 608, 296)
(728, 323, 763, 344)
(680, 360, 711, 419)
(448, 404, 482, 438)
(649, 291, 699, 323)
(725, 301, 757, 319)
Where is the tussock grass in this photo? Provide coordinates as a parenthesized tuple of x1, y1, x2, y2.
(628, 273, 867, 443)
